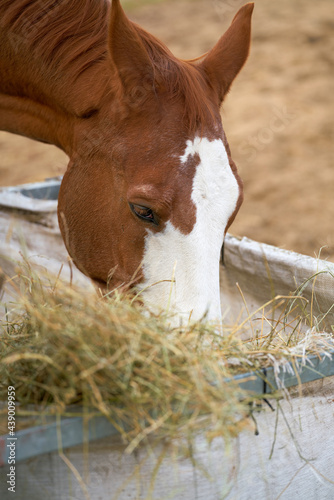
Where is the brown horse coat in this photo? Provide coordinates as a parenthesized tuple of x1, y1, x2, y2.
(0, 0, 253, 324)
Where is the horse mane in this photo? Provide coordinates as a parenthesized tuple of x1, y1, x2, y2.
(1, 0, 215, 130)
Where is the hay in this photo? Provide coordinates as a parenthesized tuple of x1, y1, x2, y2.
(0, 262, 333, 447)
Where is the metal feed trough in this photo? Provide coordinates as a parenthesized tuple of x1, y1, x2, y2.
(0, 179, 334, 500)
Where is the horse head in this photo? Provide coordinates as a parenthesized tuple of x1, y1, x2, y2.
(57, 0, 253, 324)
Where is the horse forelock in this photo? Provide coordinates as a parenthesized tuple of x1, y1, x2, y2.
(131, 26, 217, 134)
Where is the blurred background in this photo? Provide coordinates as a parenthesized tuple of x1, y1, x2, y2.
(0, 0, 333, 259)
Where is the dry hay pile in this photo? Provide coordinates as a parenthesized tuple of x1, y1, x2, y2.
(0, 263, 333, 450)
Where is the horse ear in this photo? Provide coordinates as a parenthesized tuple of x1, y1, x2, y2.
(200, 3, 254, 103)
(108, 0, 153, 96)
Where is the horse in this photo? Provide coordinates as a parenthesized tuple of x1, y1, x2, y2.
(0, 0, 253, 325)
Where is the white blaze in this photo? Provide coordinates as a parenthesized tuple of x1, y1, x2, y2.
(139, 137, 239, 325)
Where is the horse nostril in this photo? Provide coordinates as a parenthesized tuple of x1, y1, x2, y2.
(221, 243, 225, 265)
(79, 108, 99, 119)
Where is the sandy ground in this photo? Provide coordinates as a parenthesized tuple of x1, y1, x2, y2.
(0, 0, 333, 260)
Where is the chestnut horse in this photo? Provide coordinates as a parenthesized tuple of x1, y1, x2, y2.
(0, 0, 253, 324)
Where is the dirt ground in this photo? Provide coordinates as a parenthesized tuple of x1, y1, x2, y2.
(0, 0, 333, 260)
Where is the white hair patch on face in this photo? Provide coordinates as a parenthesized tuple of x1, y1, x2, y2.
(139, 136, 239, 325)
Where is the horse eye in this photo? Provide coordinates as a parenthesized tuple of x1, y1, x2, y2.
(129, 203, 158, 225)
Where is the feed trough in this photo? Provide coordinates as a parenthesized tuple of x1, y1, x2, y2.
(0, 179, 334, 500)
